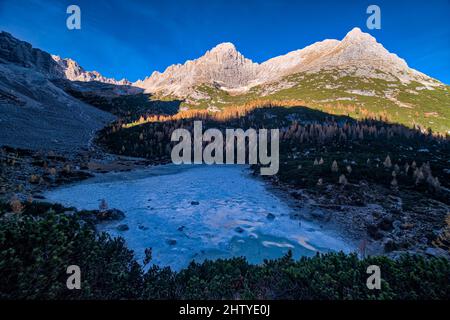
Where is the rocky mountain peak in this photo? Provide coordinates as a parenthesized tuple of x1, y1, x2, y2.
(52, 55, 131, 85)
(134, 27, 438, 97)
(331, 27, 387, 59)
(136, 41, 259, 95)
(342, 27, 375, 43)
(203, 42, 253, 66)
(314, 27, 412, 80)
(209, 42, 237, 54)
(0, 31, 130, 86)
(0, 31, 62, 78)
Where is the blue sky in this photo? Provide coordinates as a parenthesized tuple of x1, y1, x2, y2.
(0, 0, 449, 83)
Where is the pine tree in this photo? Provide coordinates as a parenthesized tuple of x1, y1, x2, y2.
(339, 174, 348, 185)
(391, 177, 398, 191)
(404, 163, 410, 175)
(383, 155, 392, 168)
(331, 160, 339, 173)
(99, 199, 108, 212)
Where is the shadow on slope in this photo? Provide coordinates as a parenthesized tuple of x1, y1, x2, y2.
(98, 104, 450, 190)
(54, 79, 182, 121)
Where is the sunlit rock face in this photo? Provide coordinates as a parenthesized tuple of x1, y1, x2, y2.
(134, 27, 438, 98)
(135, 42, 260, 96)
(52, 55, 131, 85)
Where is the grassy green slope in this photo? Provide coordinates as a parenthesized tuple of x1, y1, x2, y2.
(178, 70, 450, 134)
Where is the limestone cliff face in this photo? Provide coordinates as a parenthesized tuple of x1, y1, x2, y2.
(298, 28, 430, 83)
(0, 31, 114, 151)
(52, 55, 131, 85)
(134, 28, 438, 98)
(134, 42, 259, 96)
(0, 31, 130, 85)
(0, 31, 62, 78)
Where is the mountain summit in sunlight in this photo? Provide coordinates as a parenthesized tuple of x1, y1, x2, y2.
(131, 28, 448, 133)
(1, 28, 448, 134)
(134, 28, 441, 97)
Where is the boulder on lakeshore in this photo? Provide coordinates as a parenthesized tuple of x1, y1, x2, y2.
(98, 209, 125, 221)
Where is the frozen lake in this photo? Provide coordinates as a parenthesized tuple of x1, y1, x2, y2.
(44, 164, 352, 270)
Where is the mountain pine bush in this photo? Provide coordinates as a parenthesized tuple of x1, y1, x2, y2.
(0, 201, 449, 300)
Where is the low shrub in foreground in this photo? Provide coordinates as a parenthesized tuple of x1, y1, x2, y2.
(0, 203, 449, 300)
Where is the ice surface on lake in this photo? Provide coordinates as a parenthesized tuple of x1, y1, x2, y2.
(45, 165, 353, 270)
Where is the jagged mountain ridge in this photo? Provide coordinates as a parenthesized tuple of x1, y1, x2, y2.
(0, 29, 448, 134)
(52, 55, 131, 86)
(0, 31, 62, 78)
(134, 42, 260, 97)
(0, 31, 115, 151)
(0, 31, 129, 86)
(134, 28, 440, 98)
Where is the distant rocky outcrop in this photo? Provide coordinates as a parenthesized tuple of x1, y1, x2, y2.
(0, 31, 131, 85)
(52, 55, 131, 86)
(0, 31, 114, 151)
